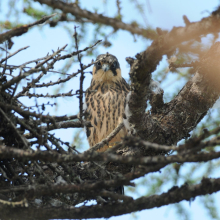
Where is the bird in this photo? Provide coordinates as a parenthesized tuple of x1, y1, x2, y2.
(84, 53, 130, 195)
(84, 53, 130, 152)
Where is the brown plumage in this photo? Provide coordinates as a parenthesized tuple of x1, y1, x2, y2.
(85, 53, 130, 152)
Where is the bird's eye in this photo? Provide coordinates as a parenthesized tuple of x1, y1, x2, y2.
(112, 61, 117, 68)
(97, 61, 101, 66)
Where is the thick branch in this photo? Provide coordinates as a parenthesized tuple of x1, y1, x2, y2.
(34, 0, 157, 39)
(0, 14, 56, 46)
(127, 8, 220, 145)
(1, 177, 220, 219)
(1, 139, 220, 165)
(24, 120, 91, 139)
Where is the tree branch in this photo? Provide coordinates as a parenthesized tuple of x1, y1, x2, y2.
(1, 177, 220, 219)
(0, 14, 56, 47)
(127, 7, 220, 145)
(34, 0, 157, 39)
(23, 120, 91, 139)
(1, 136, 220, 165)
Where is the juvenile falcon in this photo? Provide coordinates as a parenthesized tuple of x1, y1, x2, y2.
(84, 53, 130, 152)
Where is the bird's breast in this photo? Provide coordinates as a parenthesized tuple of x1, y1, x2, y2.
(85, 80, 129, 149)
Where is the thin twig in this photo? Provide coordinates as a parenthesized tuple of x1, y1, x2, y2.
(87, 122, 124, 152)
(74, 26, 84, 121)
(1, 45, 67, 91)
(0, 46, 29, 63)
(0, 107, 29, 149)
(0, 14, 57, 44)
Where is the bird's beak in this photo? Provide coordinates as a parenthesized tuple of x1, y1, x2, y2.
(102, 63, 110, 72)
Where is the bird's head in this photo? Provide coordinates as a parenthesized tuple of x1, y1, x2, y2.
(92, 53, 122, 83)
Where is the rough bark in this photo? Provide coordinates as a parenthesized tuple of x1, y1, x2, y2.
(127, 8, 220, 144)
(1, 177, 220, 219)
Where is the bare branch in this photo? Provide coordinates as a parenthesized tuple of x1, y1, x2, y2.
(0, 14, 56, 46)
(35, 0, 157, 40)
(14, 40, 102, 97)
(1, 177, 220, 219)
(24, 120, 91, 139)
(0, 46, 30, 63)
(73, 26, 85, 121)
(1, 136, 220, 166)
(20, 89, 75, 98)
(0, 108, 29, 148)
(1, 44, 67, 91)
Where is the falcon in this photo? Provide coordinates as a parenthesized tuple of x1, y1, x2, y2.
(84, 53, 130, 152)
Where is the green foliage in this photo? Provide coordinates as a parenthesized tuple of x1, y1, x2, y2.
(23, 6, 48, 19)
(174, 203, 191, 220)
(200, 195, 220, 220)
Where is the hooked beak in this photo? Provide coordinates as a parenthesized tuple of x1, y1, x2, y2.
(102, 63, 110, 72)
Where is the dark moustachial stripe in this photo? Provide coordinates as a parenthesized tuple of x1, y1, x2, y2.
(110, 60, 120, 76)
(110, 67, 117, 76)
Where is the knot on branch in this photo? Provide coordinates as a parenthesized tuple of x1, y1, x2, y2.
(135, 53, 141, 60)
(125, 57, 135, 66)
(150, 91, 164, 114)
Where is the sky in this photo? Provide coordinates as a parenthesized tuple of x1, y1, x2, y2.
(0, 0, 220, 220)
